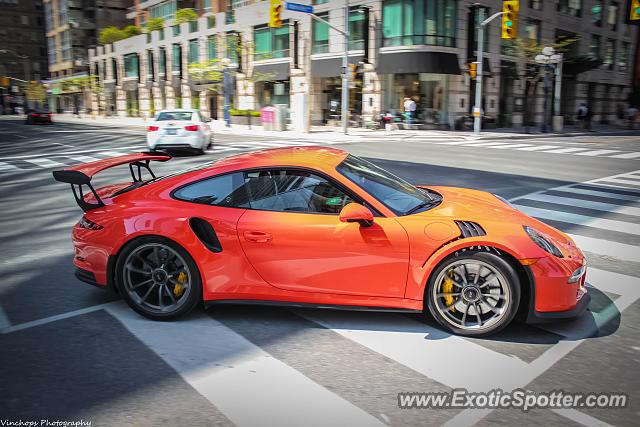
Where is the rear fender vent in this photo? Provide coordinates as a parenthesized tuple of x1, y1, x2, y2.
(455, 220, 486, 238)
(189, 217, 222, 253)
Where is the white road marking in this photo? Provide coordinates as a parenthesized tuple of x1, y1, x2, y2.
(609, 152, 640, 159)
(541, 147, 591, 154)
(512, 204, 640, 236)
(491, 143, 534, 149)
(456, 142, 513, 147)
(515, 145, 562, 151)
(553, 186, 640, 202)
(575, 149, 621, 157)
(97, 150, 127, 157)
(23, 158, 66, 168)
(0, 306, 10, 331)
(0, 162, 19, 171)
(0, 302, 117, 334)
(568, 234, 640, 263)
(108, 304, 386, 427)
(67, 155, 101, 163)
(521, 193, 640, 216)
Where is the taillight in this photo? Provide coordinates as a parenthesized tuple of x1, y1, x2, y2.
(32, 113, 40, 117)
(78, 216, 103, 230)
(147, 125, 159, 131)
(184, 125, 199, 131)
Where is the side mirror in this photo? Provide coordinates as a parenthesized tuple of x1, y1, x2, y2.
(339, 203, 374, 227)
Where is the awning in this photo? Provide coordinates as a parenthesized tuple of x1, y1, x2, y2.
(252, 62, 290, 81)
(377, 51, 461, 75)
(310, 55, 364, 78)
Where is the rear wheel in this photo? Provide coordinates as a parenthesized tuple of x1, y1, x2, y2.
(425, 251, 520, 337)
(116, 236, 202, 320)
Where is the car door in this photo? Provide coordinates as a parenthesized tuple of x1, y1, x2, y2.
(236, 168, 410, 298)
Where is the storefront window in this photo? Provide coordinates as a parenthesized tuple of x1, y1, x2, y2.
(124, 54, 139, 78)
(349, 8, 366, 50)
(524, 19, 541, 43)
(254, 24, 290, 60)
(590, 34, 601, 58)
(188, 39, 199, 64)
(382, 73, 449, 125)
(591, 1, 602, 26)
(557, 0, 582, 17)
(147, 50, 155, 80)
(618, 42, 629, 71)
(312, 12, 329, 54)
(382, 0, 456, 47)
(256, 81, 290, 108)
(603, 39, 615, 70)
(226, 32, 240, 66)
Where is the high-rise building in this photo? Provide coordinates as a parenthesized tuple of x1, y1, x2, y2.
(0, 0, 48, 112)
(44, 0, 132, 112)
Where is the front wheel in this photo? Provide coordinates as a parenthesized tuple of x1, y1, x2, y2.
(425, 251, 520, 337)
(116, 236, 202, 320)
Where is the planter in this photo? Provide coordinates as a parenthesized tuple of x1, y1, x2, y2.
(230, 115, 261, 126)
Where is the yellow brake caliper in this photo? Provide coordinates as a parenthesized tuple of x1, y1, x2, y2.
(442, 274, 456, 312)
(173, 271, 187, 297)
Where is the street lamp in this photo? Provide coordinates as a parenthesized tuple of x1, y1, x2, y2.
(221, 57, 237, 128)
(535, 47, 562, 133)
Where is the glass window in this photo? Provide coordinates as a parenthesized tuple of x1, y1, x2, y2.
(312, 0, 328, 4)
(618, 42, 629, 71)
(557, 0, 582, 17)
(174, 172, 250, 208)
(173, 25, 181, 36)
(188, 39, 199, 64)
(150, 1, 177, 19)
(147, 50, 155, 79)
(204, 0, 212, 11)
(590, 34, 601, 58)
(524, 19, 541, 42)
(591, 0, 602, 26)
(158, 48, 166, 75)
(112, 58, 118, 83)
(337, 155, 438, 216)
(382, 0, 456, 48)
(244, 170, 353, 214)
(207, 35, 217, 60)
(189, 20, 198, 33)
(226, 32, 240, 65)
(254, 24, 290, 60)
(312, 12, 329, 53)
(61, 31, 71, 61)
(349, 8, 366, 50)
(47, 36, 56, 65)
(124, 54, 139, 78)
(172, 43, 182, 74)
(157, 111, 193, 121)
(44, 2, 53, 32)
(207, 16, 216, 29)
(603, 38, 615, 70)
(607, 2, 619, 31)
(159, 28, 165, 41)
(58, 0, 68, 26)
(529, 0, 543, 10)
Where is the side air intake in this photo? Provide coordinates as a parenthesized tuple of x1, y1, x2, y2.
(455, 220, 486, 238)
(189, 218, 223, 253)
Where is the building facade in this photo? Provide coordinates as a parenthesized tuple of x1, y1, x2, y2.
(44, 0, 131, 112)
(89, 0, 638, 129)
(0, 0, 48, 112)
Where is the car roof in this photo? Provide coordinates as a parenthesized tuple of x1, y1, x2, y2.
(213, 146, 350, 172)
(156, 109, 199, 113)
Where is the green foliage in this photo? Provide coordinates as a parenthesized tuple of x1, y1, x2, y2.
(188, 59, 224, 91)
(229, 109, 261, 117)
(175, 8, 198, 25)
(98, 26, 127, 45)
(145, 17, 165, 32)
(25, 82, 46, 103)
(123, 25, 141, 37)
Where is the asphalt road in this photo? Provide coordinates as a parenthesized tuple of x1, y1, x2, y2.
(1, 116, 639, 427)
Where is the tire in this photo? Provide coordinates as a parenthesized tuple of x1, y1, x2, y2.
(425, 251, 520, 337)
(115, 236, 202, 320)
(207, 134, 213, 149)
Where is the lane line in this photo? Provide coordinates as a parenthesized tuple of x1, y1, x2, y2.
(512, 204, 640, 236)
(1, 302, 117, 334)
(515, 145, 562, 151)
(490, 143, 534, 149)
(23, 158, 66, 168)
(0, 161, 20, 171)
(568, 234, 640, 263)
(107, 304, 387, 427)
(520, 193, 640, 216)
(609, 152, 640, 159)
(542, 147, 592, 154)
(575, 149, 621, 157)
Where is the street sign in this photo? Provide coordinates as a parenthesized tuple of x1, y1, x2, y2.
(286, 2, 314, 13)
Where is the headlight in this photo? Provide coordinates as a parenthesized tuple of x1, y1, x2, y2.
(523, 226, 563, 258)
(494, 194, 516, 209)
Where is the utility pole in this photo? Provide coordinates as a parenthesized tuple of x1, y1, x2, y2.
(341, 0, 350, 134)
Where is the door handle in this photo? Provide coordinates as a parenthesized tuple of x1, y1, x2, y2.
(244, 231, 272, 243)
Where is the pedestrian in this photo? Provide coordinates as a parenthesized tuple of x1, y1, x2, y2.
(404, 96, 417, 125)
(577, 103, 588, 129)
(585, 105, 593, 131)
(627, 104, 638, 130)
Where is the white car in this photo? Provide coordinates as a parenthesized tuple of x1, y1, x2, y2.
(147, 109, 212, 155)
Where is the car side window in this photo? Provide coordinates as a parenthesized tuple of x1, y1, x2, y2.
(244, 169, 353, 214)
(173, 172, 250, 208)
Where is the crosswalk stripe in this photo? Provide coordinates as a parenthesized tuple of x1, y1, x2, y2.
(67, 155, 101, 163)
(0, 162, 19, 171)
(567, 234, 640, 263)
(434, 140, 483, 146)
(558, 186, 640, 202)
(23, 158, 66, 168)
(491, 143, 534, 149)
(540, 147, 590, 154)
(457, 142, 513, 147)
(108, 305, 386, 427)
(512, 204, 640, 236)
(515, 145, 561, 151)
(594, 178, 640, 189)
(609, 152, 640, 159)
(300, 310, 528, 392)
(574, 149, 621, 157)
(521, 193, 640, 216)
(97, 150, 127, 157)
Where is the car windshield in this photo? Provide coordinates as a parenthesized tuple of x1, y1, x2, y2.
(337, 155, 437, 216)
(156, 112, 193, 121)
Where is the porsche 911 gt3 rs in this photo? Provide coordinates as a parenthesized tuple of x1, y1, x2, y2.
(52, 147, 589, 336)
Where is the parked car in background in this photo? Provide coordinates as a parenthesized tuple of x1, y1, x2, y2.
(146, 109, 212, 155)
(25, 109, 53, 125)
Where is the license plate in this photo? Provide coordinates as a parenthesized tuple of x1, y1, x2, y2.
(166, 129, 177, 135)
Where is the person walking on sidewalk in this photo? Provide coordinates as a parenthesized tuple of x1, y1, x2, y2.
(577, 103, 588, 129)
(627, 104, 638, 130)
(404, 97, 416, 125)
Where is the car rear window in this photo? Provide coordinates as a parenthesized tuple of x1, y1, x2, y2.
(157, 112, 193, 121)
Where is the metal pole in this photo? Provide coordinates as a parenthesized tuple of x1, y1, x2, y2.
(473, 8, 484, 134)
(341, 0, 349, 134)
(553, 54, 563, 115)
(223, 66, 230, 127)
(541, 66, 549, 133)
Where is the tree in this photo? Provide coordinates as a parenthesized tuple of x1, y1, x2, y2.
(175, 8, 198, 25)
(98, 26, 127, 45)
(25, 81, 46, 106)
(123, 25, 141, 38)
(144, 17, 165, 32)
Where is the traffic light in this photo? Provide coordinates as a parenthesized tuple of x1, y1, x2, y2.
(348, 63, 358, 80)
(629, 0, 640, 23)
(469, 62, 478, 79)
(269, 0, 283, 28)
(501, 1, 519, 39)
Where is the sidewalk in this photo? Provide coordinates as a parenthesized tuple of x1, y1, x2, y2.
(52, 113, 640, 142)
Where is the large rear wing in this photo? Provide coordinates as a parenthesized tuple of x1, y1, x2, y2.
(52, 151, 172, 211)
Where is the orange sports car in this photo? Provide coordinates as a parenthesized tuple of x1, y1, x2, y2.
(53, 147, 589, 336)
